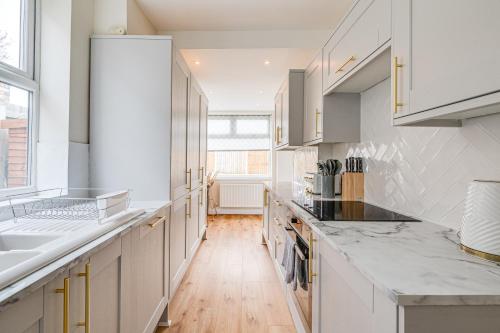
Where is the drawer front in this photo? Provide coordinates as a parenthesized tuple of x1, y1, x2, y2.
(323, 0, 390, 92)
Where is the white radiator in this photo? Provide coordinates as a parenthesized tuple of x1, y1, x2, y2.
(219, 183, 264, 208)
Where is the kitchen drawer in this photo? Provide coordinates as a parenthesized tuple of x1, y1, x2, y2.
(323, 0, 390, 93)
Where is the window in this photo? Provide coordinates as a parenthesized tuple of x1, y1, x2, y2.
(0, 0, 37, 192)
(207, 115, 271, 177)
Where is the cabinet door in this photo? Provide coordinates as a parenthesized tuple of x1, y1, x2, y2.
(69, 261, 89, 333)
(262, 189, 270, 241)
(395, 0, 500, 117)
(311, 231, 320, 333)
(280, 81, 289, 146)
(0, 288, 43, 333)
(44, 273, 70, 333)
(188, 79, 202, 189)
(171, 53, 190, 200)
(304, 53, 323, 143)
(88, 238, 122, 333)
(186, 190, 200, 259)
(198, 187, 207, 238)
(274, 93, 283, 147)
(170, 196, 187, 297)
(199, 96, 208, 186)
(136, 215, 166, 332)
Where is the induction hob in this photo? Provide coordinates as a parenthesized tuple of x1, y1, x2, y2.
(292, 200, 420, 222)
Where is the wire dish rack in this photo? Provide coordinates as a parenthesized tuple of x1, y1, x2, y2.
(0, 188, 130, 223)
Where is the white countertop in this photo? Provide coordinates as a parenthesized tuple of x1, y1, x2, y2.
(265, 182, 500, 306)
(0, 200, 171, 307)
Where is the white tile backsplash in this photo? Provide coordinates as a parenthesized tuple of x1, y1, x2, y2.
(334, 78, 500, 230)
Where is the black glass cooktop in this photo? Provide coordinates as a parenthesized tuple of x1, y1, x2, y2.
(292, 200, 420, 222)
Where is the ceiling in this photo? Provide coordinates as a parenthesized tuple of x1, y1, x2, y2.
(138, 0, 353, 31)
(181, 48, 318, 111)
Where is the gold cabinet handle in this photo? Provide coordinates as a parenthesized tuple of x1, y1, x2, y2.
(186, 169, 192, 191)
(149, 216, 166, 228)
(315, 109, 321, 136)
(199, 188, 203, 207)
(308, 236, 317, 282)
(77, 264, 90, 333)
(263, 189, 268, 207)
(55, 277, 70, 333)
(275, 126, 281, 144)
(186, 196, 192, 218)
(199, 166, 204, 184)
(394, 56, 404, 114)
(335, 55, 356, 73)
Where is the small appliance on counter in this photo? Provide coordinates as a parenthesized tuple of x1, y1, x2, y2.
(460, 180, 500, 262)
(317, 159, 342, 199)
(342, 157, 365, 201)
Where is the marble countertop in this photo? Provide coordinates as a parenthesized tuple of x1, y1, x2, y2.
(264, 182, 500, 306)
(0, 200, 171, 308)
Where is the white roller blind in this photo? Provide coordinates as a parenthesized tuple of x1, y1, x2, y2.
(207, 115, 271, 151)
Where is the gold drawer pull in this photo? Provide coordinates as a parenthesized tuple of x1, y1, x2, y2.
(199, 188, 203, 206)
(149, 216, 166, 228)
(335, 55, 356, 73)
(263, 189, 268, 207)
(186, 196, 192, 218)
(77, 264, 90, 333)
(186, 168, 192, 191)
(199, 166, 204, 184)
(55, 278, 70, 333)
(394, 56, 404, 114)
(315, 109, 321, 136)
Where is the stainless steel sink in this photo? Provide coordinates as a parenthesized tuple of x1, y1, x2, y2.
(0, 233, 61, 251)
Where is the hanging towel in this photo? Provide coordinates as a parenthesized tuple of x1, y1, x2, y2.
(292, 251, 308, 291)
(281, 233, 295, 283)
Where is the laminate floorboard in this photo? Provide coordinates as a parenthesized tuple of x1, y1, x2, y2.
(157, 214, 296, 333)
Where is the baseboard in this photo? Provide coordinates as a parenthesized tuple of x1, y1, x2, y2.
(208, 208, 263, 215)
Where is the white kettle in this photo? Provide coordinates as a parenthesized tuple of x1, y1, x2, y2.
(460, 180, 500, 262)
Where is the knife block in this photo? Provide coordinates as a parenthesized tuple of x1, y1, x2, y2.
(341, 173, 364, 201)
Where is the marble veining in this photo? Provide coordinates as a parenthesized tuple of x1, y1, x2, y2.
(265, 182, 500, 306)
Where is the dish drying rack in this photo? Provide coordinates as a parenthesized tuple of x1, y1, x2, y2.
(0, 188, 130, 223)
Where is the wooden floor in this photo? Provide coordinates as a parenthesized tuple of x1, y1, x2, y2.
(157, 214, 296, 333)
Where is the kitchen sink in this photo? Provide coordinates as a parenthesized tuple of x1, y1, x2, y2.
(0, 251, 42, 271)
(0, 233, 61, 251)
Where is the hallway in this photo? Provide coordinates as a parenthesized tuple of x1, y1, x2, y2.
(157, 215, 296, 333)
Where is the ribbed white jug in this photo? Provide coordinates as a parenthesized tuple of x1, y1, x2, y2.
(461, 180, 500, 261)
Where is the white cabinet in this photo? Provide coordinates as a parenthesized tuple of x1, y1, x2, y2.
(262, 188, 270, 241)
(198, 187, 207, 238)
(273, 70, 305, 150)
(313, 237, 397, 333)
(186, 190, 200, 259)
(323, 0, 391, 94)
(187, 77, 202, 189)
(171, 52, 191, 200)
(303, 52, 361, 145)
(0, 288, 43, 333)
(170, 197, 188, 297)
(199, 95, 208, 186)
(392, 0, 500, 125)
(43, 272, 70, 333)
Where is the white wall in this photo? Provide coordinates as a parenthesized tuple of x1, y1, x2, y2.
(94, 0, 156, 34)
(127, 0, 156, 34)
(334, 79, 500, 230)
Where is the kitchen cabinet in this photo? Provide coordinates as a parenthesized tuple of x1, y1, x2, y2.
(186, 190, 200, 259)
(44, 272, 70, 333)
(0, 288, 43, 333)
(199, 95, 208, 186)
(273, 70, 305, 150)
(262, 188, 270, 241)
(188, 77, 202, 190)
(303, 52, 361, 145)
(323, 0, 391, 94)
(171, 51, 191, 200)
(392, 0, 500, 125)
(170, 196, 188, 297)
(198, 187, 207, 238)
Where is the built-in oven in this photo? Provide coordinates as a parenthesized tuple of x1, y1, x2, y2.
(285, 217, 313, 332)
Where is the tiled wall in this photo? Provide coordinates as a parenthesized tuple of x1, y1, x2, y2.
(334, 78, 500, 230)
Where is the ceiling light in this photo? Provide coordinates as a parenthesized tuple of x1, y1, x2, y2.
(264, 60, 271, 65)
(194, 61, 200, 65)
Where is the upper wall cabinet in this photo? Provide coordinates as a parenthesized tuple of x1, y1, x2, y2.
(274, 70, 305, 150)
(303, 52, 361, 145)
(393, 0, 500, 126)
(323, 0, 391, 95)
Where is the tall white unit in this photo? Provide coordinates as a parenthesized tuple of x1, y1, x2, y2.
(90, 36, 172, 200)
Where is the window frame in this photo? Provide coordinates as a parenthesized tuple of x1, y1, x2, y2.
(207, 114, 272, 178)
(0, 0, 39, 196)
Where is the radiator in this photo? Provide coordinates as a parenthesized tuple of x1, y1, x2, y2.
(219, 183, 264, 208)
